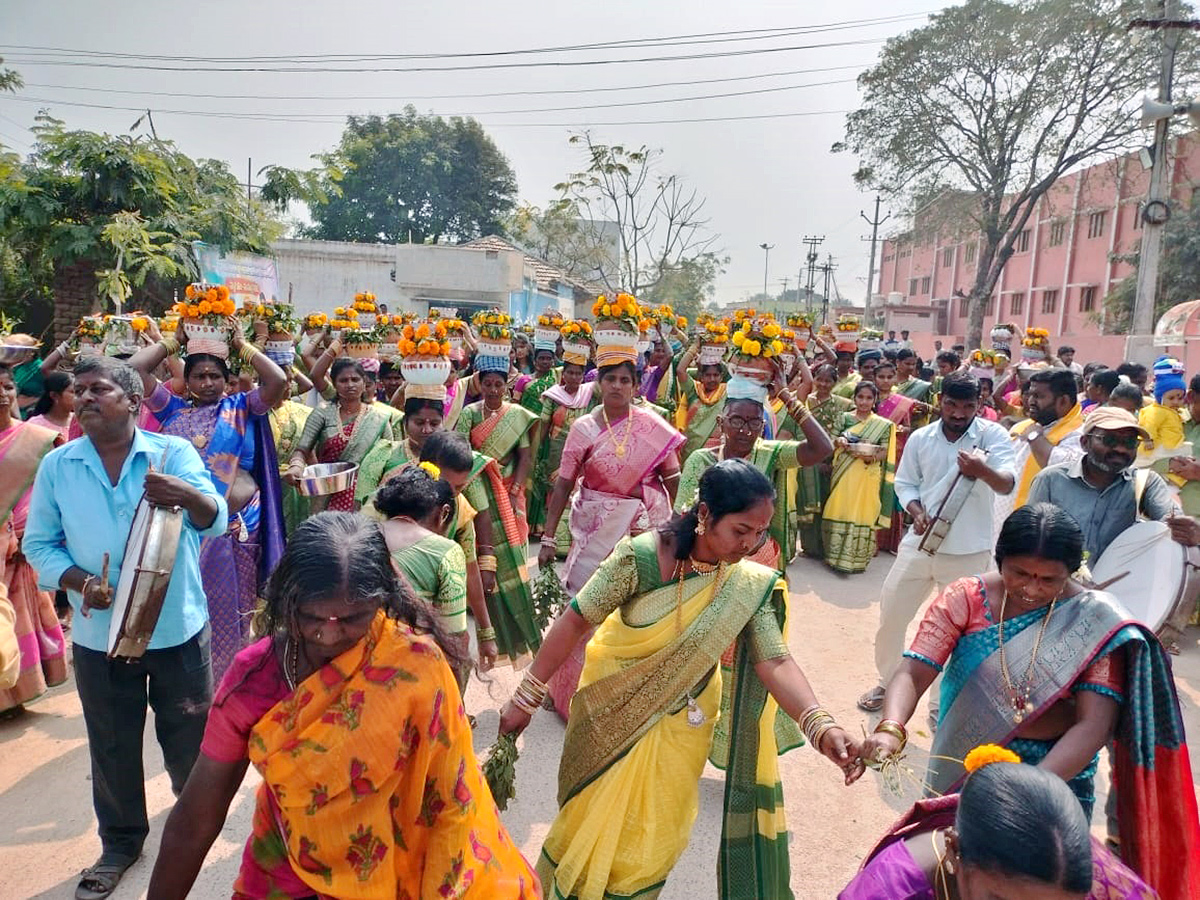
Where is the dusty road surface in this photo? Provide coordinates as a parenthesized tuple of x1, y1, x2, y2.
(3, 552, 1199, 899)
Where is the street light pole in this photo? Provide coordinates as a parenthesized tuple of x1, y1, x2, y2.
(759, 243, 774, 304)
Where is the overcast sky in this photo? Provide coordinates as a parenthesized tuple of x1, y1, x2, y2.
(0, 0, 939, 306)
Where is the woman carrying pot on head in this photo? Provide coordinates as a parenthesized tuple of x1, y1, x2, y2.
(452, 350, 541, 668)
(527, 330, 596, 543)
(129, 317, 288, 679)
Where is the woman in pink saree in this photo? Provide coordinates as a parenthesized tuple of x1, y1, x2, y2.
(537, 358, 684, 719)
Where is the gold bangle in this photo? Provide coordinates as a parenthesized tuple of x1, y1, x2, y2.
(477, 554, 498, 573)
(873, 720, 908, 750)
(476, 626, 497, 642)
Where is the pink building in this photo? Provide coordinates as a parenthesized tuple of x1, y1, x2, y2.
(875, 130, 1200, 363)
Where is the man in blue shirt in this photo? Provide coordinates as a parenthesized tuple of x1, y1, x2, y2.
(23, 356, 227, 900)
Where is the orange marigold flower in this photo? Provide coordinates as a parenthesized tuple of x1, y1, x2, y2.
(184, 284, 197, 300)
(216, 285, 230, 302)
(963, 744, 1021, 773)
(197, 300, 213, 316)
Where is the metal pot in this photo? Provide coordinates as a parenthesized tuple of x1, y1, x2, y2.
(297, 462, 359, 497)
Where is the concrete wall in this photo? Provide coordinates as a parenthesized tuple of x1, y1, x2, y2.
(272, 238, 529, 318)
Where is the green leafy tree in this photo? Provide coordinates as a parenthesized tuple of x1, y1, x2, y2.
(834, 0, 1172, 349)
(552, 133, 720, 299)
(1104, 200, 1200, 331)
(0, 111, 282, 332)
(261, 107, 517, 244)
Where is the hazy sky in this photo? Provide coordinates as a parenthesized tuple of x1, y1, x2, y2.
(0, 0, 939, 306)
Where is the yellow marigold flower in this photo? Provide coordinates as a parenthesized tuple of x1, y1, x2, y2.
(732, 331, 745, 347)
(771, 339, 785, 354)
(418, 460, 442, 479)
(602, 304, 612, 317)
(742, 321, 752, 333)
(346, 308, 358, 319)
(763, 323, 781, 338)
(963, 744, 1021, 774)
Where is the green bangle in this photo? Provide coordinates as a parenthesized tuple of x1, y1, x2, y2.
(477, 626, 497, 642)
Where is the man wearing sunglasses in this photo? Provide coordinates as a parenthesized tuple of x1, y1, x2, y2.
(1027, 406, 1200, 563)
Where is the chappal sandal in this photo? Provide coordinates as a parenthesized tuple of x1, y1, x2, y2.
(75, 860, 134, 900)
(856, 685, 886, 713)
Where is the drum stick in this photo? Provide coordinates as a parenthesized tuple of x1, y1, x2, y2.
(99, 551, 111, 599)
(1091, 570, 1129, 591)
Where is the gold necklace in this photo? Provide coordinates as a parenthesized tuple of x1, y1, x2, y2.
(673, 558, 728, 728)
(997, 587, 1058, 723)
(602, 404, 635, 458)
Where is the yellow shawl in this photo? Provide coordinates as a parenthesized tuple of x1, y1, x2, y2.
(1011, 402, 1084, 506)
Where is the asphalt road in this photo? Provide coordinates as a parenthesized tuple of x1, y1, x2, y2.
(2, 551, 1198, 898)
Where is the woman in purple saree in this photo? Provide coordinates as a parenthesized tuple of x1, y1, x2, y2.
(841, 755, 1155, 899)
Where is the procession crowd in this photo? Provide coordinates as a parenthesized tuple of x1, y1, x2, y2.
(1, 291, 1199, 900)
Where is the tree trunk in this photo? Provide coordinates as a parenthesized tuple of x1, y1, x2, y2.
(52, 260, 99, 343)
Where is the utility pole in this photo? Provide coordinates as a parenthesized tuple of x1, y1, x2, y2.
(802, 235, 824, 313)
(861, 196, 890, 325)
(1130, 0, 1187, 335)
(247, 157, 254, 213)
(759, 243, 775, 304)
(818, 254, 838, 326)
(779, 277, 790, 308)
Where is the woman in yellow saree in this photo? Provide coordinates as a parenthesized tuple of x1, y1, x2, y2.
(149, 513, 538, 900)
(821, 380, 897, 574)
(500, 460, 860, 900)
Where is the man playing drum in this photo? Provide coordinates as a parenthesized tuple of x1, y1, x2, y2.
(23, 357, 227, 900)
(1027, 407, 1200, 564)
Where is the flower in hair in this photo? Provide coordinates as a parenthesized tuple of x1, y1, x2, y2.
(418, 461, 441, 480)
(963, 743, 1021, 773)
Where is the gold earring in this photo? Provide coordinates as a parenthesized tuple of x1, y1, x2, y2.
(696, 518, 707, 536)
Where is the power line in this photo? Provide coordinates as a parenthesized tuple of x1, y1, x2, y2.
(0, 37, 888, 74)
(0, 93, 851, 127)
(0, 12, 932, 64)
(18, 62, 871, 102)
(1, 76, 857, 121)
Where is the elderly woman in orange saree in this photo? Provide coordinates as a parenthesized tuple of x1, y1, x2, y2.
(0, 364, 67, 715)
(149, 513, 539, 900)
(537, 358, 685, 720)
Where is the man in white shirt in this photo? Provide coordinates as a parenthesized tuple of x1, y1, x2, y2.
(857, 372, 1017, 719)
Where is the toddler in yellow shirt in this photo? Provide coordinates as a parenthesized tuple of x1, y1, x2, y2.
(1140, 355, 1188, 485)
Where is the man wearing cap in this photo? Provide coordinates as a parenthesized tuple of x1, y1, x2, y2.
(1027, 407, 1200, 564)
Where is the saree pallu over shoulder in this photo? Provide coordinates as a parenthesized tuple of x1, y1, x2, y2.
(558, 559, 778, 804)
(246, 613, 538, 899)
(929, 590, 1200, 900)
(551, 538, 794, 900)
(0, 421, 60, 528)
